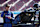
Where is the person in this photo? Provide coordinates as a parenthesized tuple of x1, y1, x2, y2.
(1, 4, 13, 27)
(33, 3, 40, 27)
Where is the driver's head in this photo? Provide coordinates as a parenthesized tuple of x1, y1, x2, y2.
(33, 3, 40, 10)
(33, 3, 38, 10)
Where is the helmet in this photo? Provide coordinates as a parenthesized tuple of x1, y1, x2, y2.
(33, 3, 40, 10)
(33, 3, 38, 9)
